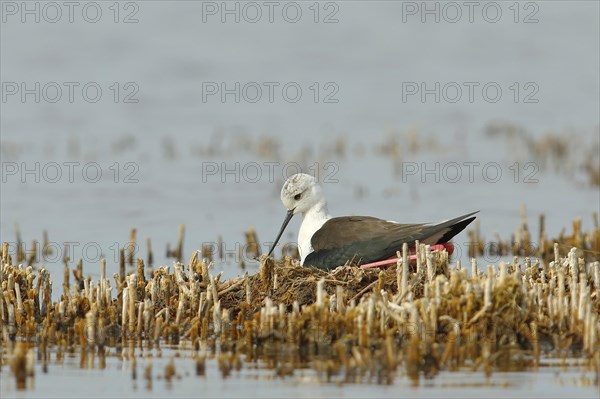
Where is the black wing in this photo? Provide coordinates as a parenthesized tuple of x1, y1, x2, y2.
(304, 211, 478, 270)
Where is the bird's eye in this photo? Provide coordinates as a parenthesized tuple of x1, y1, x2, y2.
(294, 193, 302, 201)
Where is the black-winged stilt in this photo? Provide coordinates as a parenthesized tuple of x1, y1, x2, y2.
(267, 173, 477, 270)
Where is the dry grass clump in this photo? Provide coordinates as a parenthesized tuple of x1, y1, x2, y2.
(1, 222, 599, 389)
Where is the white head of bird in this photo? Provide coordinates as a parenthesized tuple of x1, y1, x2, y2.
(280, 173, 327, 215)
(268, 173, 331, 262)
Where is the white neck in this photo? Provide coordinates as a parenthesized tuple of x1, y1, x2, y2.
(298, 201, 331, 264)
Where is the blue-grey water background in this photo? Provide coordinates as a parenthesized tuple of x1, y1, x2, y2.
(1, 1, 599, 397)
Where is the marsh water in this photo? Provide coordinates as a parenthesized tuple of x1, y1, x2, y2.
(0, 346, 598, 398)
(1, 1, 599, 397)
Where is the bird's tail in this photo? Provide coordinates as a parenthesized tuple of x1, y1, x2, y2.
(431, 211, 479, 244)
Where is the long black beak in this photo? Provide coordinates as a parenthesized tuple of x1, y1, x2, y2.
(267, 209, 295, 257)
